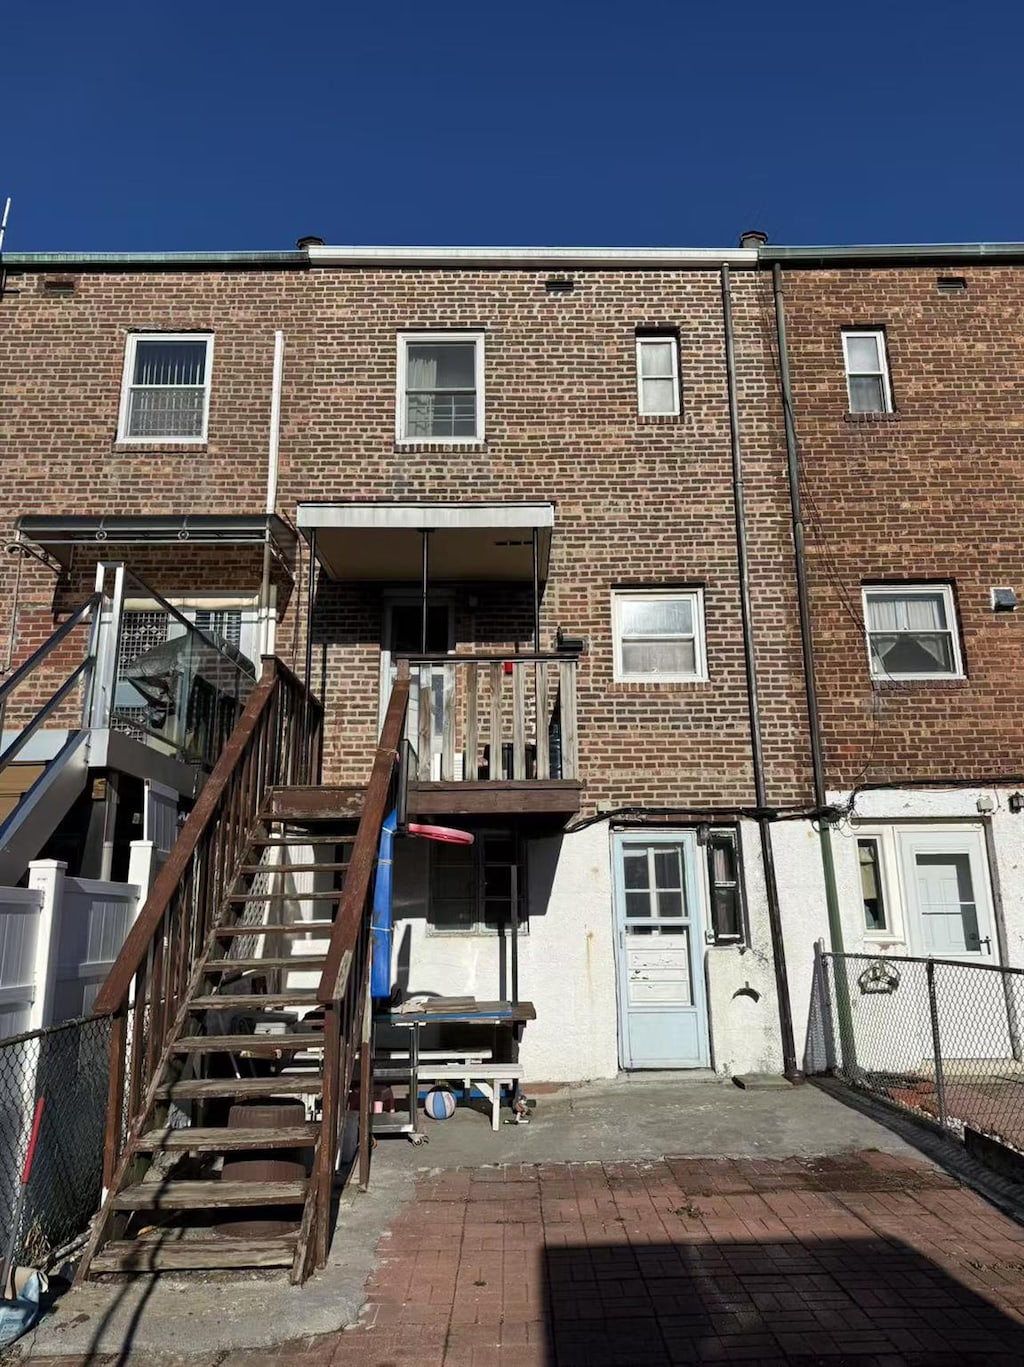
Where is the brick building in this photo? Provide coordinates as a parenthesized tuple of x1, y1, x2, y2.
(0, 242, 820, 1079)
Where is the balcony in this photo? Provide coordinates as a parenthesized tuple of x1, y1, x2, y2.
(400, 654, 581, 818)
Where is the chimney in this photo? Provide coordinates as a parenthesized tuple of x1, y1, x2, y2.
(738, 229, 768, 249)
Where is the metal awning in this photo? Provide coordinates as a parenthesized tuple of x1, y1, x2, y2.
(12, 514, 297, 568)
(296, 502, 554, 582)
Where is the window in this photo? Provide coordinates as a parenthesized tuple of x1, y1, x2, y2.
(862, 584, 963, 681)
(842, 329, 892, 413)
(857, 837, 889, 933)
(428, 827, 525, 934)
(397, 332, 484, 442)
(612, 590, 707, 682)
(706, 828, 746, 944)
(118, 333, 213, 441)
(636, 333, 680, 416)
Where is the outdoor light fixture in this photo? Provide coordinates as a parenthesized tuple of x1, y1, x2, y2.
(1010, 793, 1024, 814)
(556, 626, 586, 653)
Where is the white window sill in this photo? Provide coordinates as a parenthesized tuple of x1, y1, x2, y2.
(115, 436, 209, 447)
(614, 674, 708, 685)
(870, 673, 965, 684)
(396, 437, 485, 448)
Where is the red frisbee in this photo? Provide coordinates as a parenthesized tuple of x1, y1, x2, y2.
(406, 822, 475, 845)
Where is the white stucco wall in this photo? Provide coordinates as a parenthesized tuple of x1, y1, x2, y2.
(772, 820, 831, 1071)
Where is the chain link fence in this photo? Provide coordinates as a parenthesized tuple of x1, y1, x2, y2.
(0, 1015, 111, 1269)
(818, 948, 1024, 1153)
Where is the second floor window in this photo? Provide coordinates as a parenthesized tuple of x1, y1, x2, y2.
(118, 333, 213, 441)
(862, 584, 963, 680)
(397, 332, 484, 442)
(842, 329, 892, 413)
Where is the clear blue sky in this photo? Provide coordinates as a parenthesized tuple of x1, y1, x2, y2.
(5, 0, 1022, 252)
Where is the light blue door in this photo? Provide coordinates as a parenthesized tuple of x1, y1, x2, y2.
(612, 832, 710, 1069)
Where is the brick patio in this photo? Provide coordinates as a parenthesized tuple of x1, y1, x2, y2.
(21, 1150, 1024, 1365)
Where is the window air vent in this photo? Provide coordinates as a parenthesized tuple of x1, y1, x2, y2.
(545, 277, 575, 294)
(936, 276, 967, 294)
(42, 277, 77, 296)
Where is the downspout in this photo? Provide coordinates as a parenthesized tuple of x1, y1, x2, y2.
(259, 330, 285, 657)
(771, 263, 853, 1061)
(721, 265, 801, 1082)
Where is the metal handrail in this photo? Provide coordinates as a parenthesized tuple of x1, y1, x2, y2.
(825, 948, 1024, 977)
(0, 594, 101, 708)
(0, 658, 95, 770)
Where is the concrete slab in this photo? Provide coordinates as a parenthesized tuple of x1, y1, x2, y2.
(17, 1075, 923, 1361)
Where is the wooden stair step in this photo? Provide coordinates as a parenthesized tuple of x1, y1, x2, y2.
(154, 1075, 322, 1100)
(238, 863, 349, 874)
(90, 1233, 298, 1272)
(188, 992, 320, 1010)
(212, 922, 335, 938)
(169, 1033, 324, 1054)
(203, 957, 327, 974)
(249, 836, 356, 847)
(111, 1179, 308, 1210)
(136, 1123, 318, 1151)
(227, 891, 343, 903)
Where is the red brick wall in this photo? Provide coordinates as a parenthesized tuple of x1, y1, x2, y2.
(0, 263, 812, 810)
(775, 264, 1024, 789)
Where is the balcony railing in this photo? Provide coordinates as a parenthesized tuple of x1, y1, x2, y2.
(400, 654, 578, 783)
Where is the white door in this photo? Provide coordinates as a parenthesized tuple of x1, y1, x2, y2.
(612, 832, 710, 1069)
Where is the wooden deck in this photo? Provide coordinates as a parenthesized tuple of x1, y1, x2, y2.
(269, 780, 582, 822)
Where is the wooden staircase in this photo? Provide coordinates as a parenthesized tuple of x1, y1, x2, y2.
(76, 658, 411, 1284)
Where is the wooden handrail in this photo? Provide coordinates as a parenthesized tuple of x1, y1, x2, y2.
(316, 670, 410, 1005)
(93, 660, 280, 1016)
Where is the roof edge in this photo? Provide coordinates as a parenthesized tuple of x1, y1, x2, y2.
(306, 245, 758, 268)
(2, 250, 308, 270)
(761, 241, 1024, 267)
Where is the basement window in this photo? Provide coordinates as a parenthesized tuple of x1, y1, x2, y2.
(117, 333, 214, 442)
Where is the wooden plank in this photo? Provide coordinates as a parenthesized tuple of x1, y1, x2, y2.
(187, 992, 319, 1010)
(102, 1009, 128, 1190)
(407, 781, 583, 817)
(213, 922, 335, 937)
(489, 662, 503, 779)
(153, 1076, 322, 1100)
(169, 1033, 324, 1054)
(238, 863, 349, 874)
(464, 663, 479, 781)
(90, 1236, 297, 1272)
(441, 662, 456, 781)
(136, 1124, 318, 1151)
(558, 661, 578, 781)
(417, 665, 432, 780)
(228, 891, 343, 903)
(203, 957, 327, 975)
(265, 786, 364, 821)
(535, 663, 550, 780)
(111, 1179, 308, 1210)
(512, 662, 526, 780)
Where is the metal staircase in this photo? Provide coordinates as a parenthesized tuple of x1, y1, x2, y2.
(75, 662, 411, 1283)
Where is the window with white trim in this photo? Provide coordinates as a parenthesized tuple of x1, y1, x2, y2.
(428, 827, 526, 935)
(636, 333, 680, 416)
(612, 590, 707, 682)
(118, 333, 213, 441)
(857, 837, 889, 933)
(863, 584, 963, 681)
(397, 332, 484, 442)
(842, 329, 892, 413)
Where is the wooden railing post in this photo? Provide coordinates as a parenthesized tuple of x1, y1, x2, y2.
(103, 1008, 128, 1190)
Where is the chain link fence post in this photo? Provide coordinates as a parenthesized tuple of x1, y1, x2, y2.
(925, 957, 948, 1130)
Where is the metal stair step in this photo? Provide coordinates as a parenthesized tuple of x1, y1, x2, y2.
(212, 922, 335, 938)
(111, 1179, 308, 1210)
(188, 992, 320, 1011)
(203, 957, 327, 974)
(169, 1033, 324, 1054)
(90, 1233, 298, 1272)
(153, 1075, 322, 1100)
(238, 863, 349, 875)
(136, 1123, 319, 1151)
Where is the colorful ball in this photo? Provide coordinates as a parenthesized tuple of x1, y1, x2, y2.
(424, 1087, 457, 1120)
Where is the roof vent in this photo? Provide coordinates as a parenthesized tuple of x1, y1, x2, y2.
(296, 235, 325, 249)
(42, 276, 77, 296)
(937, 275, 967, 294)
(545, 277, 575, 294)
(738, 229, 768, 249)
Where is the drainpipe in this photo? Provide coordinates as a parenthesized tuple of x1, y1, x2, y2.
(259, 331, 285, 657)
(721, 265, 801, 1082)
(771, 264, 853, 1061)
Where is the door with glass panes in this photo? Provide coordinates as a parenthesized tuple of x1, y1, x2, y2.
(612, 832, 710, 1068)
(380, 601, 454, 777)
